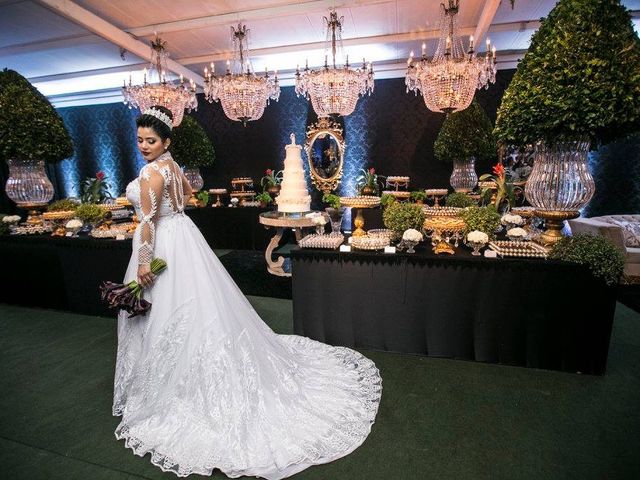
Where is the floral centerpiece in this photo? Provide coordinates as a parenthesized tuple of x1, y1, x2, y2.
(400, 228, 423, 253)
(323, 192, 345, 233)
(356, 168, 385, 195)
(466, 229, 489, 255)
(383, 202, 425, 239)
(460, 205, 501, 239)
(81, 171, 112, 204)
(507, 227, 528, 241)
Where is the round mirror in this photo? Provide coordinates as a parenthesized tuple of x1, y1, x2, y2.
(305, 118, 345, 193)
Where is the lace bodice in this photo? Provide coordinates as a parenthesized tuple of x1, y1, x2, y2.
(126, 152, 186, 265)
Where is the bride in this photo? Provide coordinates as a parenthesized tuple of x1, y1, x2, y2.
(113, 105, 382, 479)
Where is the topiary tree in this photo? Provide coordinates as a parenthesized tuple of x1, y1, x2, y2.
(0, 69, 73, 162)
(494, 0, 640, 147)
(434, 100, 496, 163)
(170, 115, 215, 168)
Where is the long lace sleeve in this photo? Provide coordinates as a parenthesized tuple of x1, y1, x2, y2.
(137, 166, 165, 266)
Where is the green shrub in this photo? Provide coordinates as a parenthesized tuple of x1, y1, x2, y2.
(383, 202, 425, 235)
(322, 193, 341, 209)
(0, 69, 73, 163)
(47, 199, 79, 212)
(74, 203, 105, 223)
(170, 115, 215, 168)
(445, 192, 476, 208)
(380, 193, 397, 208)
(459, 205, 501, 238)
(410, 191, 427, 202)
(434, 100, 496, 163)
(549, 233, 624, 286)
(494, 0, 640, 146)
(256, 192, 272, 204)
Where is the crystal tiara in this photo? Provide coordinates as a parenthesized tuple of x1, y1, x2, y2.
(143, 108, 173, 130)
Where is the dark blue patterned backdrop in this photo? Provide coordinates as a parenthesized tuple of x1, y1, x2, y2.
(2, 68, 638, 219)
(54, 103, 143, 198)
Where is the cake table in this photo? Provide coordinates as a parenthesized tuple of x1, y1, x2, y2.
(258, 211, 329, 277)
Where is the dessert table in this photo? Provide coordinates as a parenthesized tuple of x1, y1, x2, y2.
(290, 244, 617, 375)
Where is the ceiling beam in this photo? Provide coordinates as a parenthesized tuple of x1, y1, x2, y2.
(473, 0, 501, 47)
(35, 0, 204, 86)
(127, 0, 395, 37)
(0, 33, 100, 56)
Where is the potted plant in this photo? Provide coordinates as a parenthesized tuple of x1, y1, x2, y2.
(355, 167, 385, 195)
(80, 171, 112, 204)
(459, 205, 501, 239)
(383, 202, 425, 239)
(170, 115, 215, 191)
(47, 199, 80, 212)
(549, 233, 625, 286)
(261, 168, 283, 198)
(410, 191, 427, 205)
(479, 163, 522, 213)
(445, 192, 476, 208)
(494, 0, 640, 244)
(196, 191, 209, 208)
(434, 100, 496, 192)
(256, 192, 273, 208)
(322, 192, 345, 233)
(0, 69, 73, 207)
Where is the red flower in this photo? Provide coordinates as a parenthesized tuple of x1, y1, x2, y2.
(369, 168, 376, 175)
(492, 163, 505, 177)
(96, 171, 105, 180)
(265, 169, 273, 176)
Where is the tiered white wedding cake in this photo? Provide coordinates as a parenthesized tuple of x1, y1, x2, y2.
(276, 133, 311, 213)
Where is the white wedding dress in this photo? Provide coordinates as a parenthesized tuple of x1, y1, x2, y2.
(113, 152, 382, 479)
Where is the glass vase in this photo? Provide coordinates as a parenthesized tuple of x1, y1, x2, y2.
(525, 141, 594, 211)
(5, 159, 55, 207)
(325, 207, 345, 234)
(525, 141, 595, 244)
(450, 157, 478, 193)
(184, 167, 204, 191)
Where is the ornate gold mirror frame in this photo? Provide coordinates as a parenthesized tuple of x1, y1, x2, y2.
(305, 118, 345, 193)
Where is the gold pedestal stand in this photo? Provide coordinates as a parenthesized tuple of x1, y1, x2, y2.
(534, 210, 579, 247)
(352, 209, 366, 237)
(19, 203, 48, 225)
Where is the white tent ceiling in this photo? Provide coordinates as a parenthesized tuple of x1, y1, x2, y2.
(1, 0, 639, 107)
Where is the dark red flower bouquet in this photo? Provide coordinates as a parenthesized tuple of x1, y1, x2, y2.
(99, 258, 167, 318)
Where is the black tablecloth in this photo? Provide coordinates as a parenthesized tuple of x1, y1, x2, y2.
(186, 206, 272, 250)
(0, 234, 132, 317)
(290, 245, 617, 375)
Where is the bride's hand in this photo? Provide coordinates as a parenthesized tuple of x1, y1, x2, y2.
(137, 264, 155, 288)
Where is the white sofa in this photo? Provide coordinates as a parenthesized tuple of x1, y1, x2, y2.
(569, 214, 640, 278)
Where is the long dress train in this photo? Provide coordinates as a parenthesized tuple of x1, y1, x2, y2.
(113, 153, 382, 479)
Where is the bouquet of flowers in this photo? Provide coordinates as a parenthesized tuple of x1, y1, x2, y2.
(99, 258, 167, 318)
(479, 163, 522, 211)
(355, 167, 385, 195)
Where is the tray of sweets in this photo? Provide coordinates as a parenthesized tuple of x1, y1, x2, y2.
(340, 196, 381, 208)
(351, 234, 390, 251)
(488, 240, 548, 258)
(298, 233, 345, 250)
(382, 190, 411, 199)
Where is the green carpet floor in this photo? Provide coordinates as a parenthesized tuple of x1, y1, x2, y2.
(1, 300, 639, 480)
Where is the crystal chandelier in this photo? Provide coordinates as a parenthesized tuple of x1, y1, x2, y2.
(295, 9, 374, 118)
(405, 0, 497, 114)
(122, 37, 197, 126)
(203, 24, 280, 126)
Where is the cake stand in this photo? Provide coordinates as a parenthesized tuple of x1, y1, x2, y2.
(339, 196, 381, 237)
(385, 176, 410, 191)
(423, 216, 466, 255)
(258, 211, 329, 277)
(424, 189, 448, 207)
(208, 188, 227, 207)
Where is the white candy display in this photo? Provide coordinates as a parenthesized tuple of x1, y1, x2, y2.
(276, 133, 311, 213)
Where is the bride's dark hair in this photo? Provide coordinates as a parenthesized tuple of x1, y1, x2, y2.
(136, 105, 173, 141)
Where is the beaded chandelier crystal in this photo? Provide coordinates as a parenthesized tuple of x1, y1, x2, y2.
(405, 0, 496, 114)
(203, 24, 280, 126)
(295, 9, 374, 118)
(122, 37, 197, 126)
